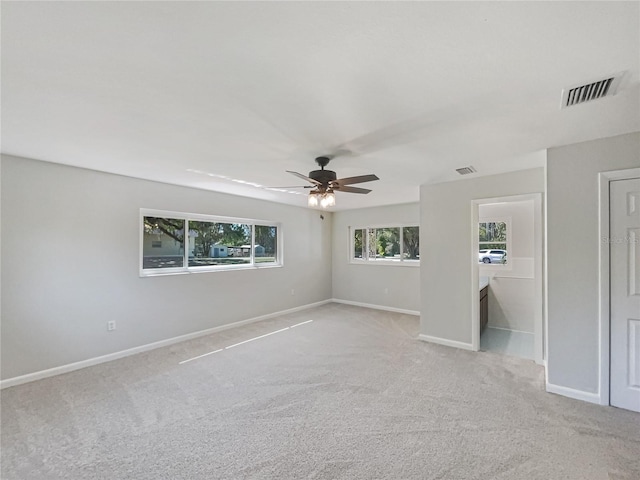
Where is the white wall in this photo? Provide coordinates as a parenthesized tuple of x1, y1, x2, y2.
(332, 203, 420, 313)
(1, 155, 333, 380)
(546, 131, 640, 395)
(479, 200, 535, 333)
(420, 168, 544, 346)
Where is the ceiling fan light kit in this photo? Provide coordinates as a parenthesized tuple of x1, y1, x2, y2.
(286, 156, 379, 209)
(308, 190, 336, 208)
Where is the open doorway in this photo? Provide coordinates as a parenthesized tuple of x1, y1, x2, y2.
(471, 193, 544, 365)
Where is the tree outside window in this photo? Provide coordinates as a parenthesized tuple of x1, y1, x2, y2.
(141, 210, 281, 275)
(478, 221, 508, 264)
(351, 225, 419, 264)
(254, 225, 278, 263)
(143, 217, 185, 269)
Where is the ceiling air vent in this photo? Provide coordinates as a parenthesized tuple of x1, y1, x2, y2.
(561, 72, 625, 108)
(456, 166, 476, 175)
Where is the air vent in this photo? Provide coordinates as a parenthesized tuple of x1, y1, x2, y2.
(561, 72, 625, 108)
(456, 166, 476, 175)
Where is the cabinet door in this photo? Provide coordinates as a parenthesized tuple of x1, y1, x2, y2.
(480, 287, 489, 332)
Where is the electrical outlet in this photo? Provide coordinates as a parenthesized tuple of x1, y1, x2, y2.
(107, 321, 116, 331)
(291, 289, 295, 296)
(384, 288, 389, 294)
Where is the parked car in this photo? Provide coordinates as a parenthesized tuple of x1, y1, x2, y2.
(479, 249, 507, 264)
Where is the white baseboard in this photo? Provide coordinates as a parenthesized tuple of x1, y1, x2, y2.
(0, 299, 332, 390)
(418, 334, 475, 351)
(545, 382, 602, 405)
(330, 298, 420, 316)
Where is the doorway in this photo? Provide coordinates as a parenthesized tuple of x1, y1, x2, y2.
(471, 193, 544, 365)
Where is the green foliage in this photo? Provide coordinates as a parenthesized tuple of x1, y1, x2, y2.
(402, 226, 419, 259)
(353, 229, 364, 258)
(376, 228, 399, 257)
(144, 217, 185, 245)
(255, 225, 277, 256)
(479, 222, 506, 242)
(189, 221, 250, 257)
(355, 226, 419, 259)
(377, 234, 388, 256)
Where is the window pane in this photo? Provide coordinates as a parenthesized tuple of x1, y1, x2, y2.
(367, 229, 377, 259)
(188, 221, 251, 267)
(479, 223, 489, 242)
(403, 226, 420, 260)
(143, 217, 185, 269)
(479, 221, 507, 264)
(353, 228, 365, 259)
(372, 227, 400, 260)
(255, 225, 277, 263)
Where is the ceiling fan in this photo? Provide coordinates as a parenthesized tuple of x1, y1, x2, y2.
(280, 156, 379, 208)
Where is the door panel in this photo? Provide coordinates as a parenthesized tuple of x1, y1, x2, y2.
(610, 177, 640, 412)
(630, 319, 640, 388)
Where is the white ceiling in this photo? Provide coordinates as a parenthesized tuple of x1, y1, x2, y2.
(2, 1, 639, 210)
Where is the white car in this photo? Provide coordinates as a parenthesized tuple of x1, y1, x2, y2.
(479, 249, 507, 264)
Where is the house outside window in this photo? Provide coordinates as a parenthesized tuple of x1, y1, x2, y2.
(141, 209, 281, 276)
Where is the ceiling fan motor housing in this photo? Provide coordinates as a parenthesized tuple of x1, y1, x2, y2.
(309, 169, 337, 185)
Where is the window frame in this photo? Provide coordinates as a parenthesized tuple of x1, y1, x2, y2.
(478, 216, 511, 268)
(349, 224, 420, 266)
(140, 208, 282, 277)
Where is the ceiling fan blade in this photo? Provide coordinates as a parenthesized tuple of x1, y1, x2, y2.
(335, 185, 372, 194)
(266, 185, 313, 189)
(333, 174, 379, 186)
(286, 170, 322, 186)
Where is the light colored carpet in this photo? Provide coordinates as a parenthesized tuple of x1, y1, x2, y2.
(2, 303, 639, 479)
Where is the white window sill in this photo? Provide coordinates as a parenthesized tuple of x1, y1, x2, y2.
(140, 263, 282, 277)
(349, 260, 420, 267)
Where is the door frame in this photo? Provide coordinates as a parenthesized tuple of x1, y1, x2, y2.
(470, 193, 544, 365)
(598, 167, 640, 406)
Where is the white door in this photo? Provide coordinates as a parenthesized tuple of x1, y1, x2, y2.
(610, 177, 640, 412)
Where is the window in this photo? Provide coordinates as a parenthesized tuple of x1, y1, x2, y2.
(350, 225, 419, 264)
(141, 209, 281, 276)
(478, 220, 508, 265)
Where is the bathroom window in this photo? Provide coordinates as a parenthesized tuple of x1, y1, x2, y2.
(478, 220, 508, 265)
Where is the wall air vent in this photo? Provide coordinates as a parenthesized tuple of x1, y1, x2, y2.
(561, 72, 625, 108)
(455, 166, 476, 175)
